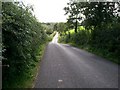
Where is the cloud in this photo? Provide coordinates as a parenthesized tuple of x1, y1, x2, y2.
(17, 0, 69, 22)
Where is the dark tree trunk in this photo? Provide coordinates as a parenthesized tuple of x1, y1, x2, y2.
(68, 31, 70, 38)
(75, 20, 77, 33)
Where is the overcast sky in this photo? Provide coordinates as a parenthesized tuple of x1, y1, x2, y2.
(17, 0, 69, 23)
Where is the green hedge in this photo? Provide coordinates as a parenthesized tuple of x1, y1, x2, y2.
(2, 2, 47, 88)
(60, 24, 120, 64)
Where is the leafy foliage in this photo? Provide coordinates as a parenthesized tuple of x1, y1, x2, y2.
(61, 1, 120, 64)
(64, 0, 83, 33)
(2, 2, 47, 88)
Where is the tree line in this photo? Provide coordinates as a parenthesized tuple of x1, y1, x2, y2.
(58, 0, 120, 64)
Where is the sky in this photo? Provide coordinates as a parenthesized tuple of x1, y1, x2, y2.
(17, 0, 69, 23)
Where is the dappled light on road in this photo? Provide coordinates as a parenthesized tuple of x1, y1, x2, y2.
(52, 32, 59, 43)
(35, 42, 118, 88)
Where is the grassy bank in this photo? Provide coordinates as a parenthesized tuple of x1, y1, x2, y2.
(3, 43, 47, 88)
(9, 31, 56, 88)
(67, 42, 119, 64)
(59, 26, 119, 64)
(21, 43, 47, 88)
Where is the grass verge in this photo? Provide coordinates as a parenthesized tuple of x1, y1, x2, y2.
(69, 43, 119, 64)
(59, 36, 119, 65)
(22, 43, 47, 88)
(4, 43, 48, 88)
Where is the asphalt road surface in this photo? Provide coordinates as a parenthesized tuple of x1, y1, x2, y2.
(34, 32, 118, 88)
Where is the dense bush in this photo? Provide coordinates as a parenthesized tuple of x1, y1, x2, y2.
(61, 24, 120, 64)
(90, 23, 120, 62)
(62, 28, 90, 45)
(62, 1, 120, 64)
(46, 29, 53, 35)
(2, 2, 47, 87)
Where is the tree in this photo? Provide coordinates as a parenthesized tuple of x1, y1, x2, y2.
(82, 2, 117, 29)
(53, 22, 67, 36)
(62, 1, 120, 64)
(64, 1, 118, 29)
(53, 23, 58, 31)
(64, 0, 82, 33)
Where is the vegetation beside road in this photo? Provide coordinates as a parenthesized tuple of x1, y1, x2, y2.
(2, 0, 120, 88)
(57, 1, 120, 64)
(59, 26, 120, 64)
(2, 2, 54, 88)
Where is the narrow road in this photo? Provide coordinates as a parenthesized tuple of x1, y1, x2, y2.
(34, 32, 118, 88)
